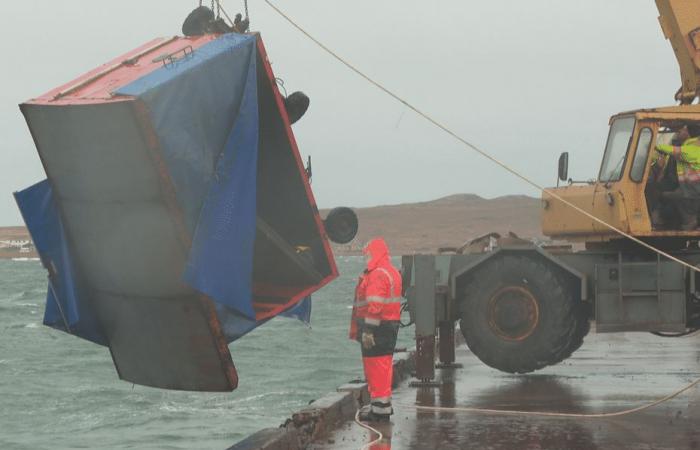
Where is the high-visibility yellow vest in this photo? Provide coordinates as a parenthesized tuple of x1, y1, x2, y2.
(656, 137, 700, 183)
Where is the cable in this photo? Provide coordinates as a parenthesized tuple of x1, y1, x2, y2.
(262, 0, 700, 276)
(275, 77, 288, 97)
(217, 1, 235, 27)
(398, 376, 700, 419)
(354, 409, 383, 449)
(399, 301, 413, 328)
(352, 375, 700, 449)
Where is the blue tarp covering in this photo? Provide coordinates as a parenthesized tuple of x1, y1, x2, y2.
(118, 33, 259, 320)
(14, 180, 107, 346)
(17, 34, 311, 345)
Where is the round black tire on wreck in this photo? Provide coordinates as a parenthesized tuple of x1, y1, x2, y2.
(459, 254, 590, 374)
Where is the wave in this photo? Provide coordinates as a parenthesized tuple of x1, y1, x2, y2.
(1, 291, 27, 302)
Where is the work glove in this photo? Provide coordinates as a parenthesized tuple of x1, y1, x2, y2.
(361, 331, 376, 350)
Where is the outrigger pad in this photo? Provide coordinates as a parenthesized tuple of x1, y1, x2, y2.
(17, 33, 337, 391)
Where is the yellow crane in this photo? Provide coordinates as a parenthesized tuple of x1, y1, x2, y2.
(402, 0, 700, 378)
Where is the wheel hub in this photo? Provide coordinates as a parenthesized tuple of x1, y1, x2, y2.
(487, 286, 540, 341)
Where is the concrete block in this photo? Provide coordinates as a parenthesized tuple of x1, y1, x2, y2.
(337, 382, 369, 406)
(293, 391, 355, 428)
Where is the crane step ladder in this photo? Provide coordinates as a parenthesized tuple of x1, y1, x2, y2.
(595, 254, 687, 332)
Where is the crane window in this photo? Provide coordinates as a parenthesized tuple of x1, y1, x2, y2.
(599, 117, 636, 182)
(630, 128, 653, 182)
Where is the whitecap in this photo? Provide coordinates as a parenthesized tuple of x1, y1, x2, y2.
(24, 323, 40, 328)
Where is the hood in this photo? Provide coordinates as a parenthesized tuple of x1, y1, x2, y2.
(363, 237, 390, 271)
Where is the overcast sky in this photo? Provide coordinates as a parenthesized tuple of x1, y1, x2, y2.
(0, 0, 681, 225)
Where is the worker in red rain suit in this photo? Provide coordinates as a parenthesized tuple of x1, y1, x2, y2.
(349, 237, 402, 422)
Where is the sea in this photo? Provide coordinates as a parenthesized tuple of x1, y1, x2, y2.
(0, 257, 412, 449)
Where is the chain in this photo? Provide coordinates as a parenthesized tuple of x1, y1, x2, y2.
(210, 0, 221, 20)
(244, 0, 249, 21)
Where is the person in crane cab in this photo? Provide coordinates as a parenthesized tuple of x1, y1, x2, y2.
(656, 124, 700, 230)
(647, 149, 677, 229)
(349, 238, 402, 422)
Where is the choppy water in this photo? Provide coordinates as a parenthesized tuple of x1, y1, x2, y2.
(0, 257, 411, 449)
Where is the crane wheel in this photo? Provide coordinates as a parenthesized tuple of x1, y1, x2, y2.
(459, 254, 587, 374)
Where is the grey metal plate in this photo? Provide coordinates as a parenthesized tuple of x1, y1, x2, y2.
(595, 261, 686, 332)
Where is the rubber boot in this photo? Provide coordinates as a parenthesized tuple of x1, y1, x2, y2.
(358, 405, 390, 423)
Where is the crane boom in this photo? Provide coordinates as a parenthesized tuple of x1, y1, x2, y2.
(656, 0, 700, 104)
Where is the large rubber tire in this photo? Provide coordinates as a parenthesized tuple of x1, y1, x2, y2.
(459, 254, 588, 374)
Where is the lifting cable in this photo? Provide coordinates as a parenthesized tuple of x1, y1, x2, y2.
(263, 0, 700, 436)
(214, 0, 250, 29)
(262, 0, 700, 277)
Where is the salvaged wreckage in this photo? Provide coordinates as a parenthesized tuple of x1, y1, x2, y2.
(15, 28, 356, 391)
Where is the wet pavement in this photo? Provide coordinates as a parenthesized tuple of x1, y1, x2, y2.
(310, 329, 700, 450)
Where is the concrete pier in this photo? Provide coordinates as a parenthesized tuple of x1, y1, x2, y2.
(232, 330, 700, 449)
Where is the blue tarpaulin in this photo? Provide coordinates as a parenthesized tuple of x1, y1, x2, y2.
(14, 180, 107, 346)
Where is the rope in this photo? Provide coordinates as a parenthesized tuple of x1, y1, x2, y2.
(216, 1, 235, 27)
(352, 376, 700, 449)
(399, 376, 700, 418)
(354, 409, 383, 449)
(262, 0, 700, 276)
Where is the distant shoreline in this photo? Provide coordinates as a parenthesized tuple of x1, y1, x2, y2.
(0, 249, 39, 260)
(0, 193, 541, 257)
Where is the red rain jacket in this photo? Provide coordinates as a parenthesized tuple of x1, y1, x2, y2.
(349, 238, 402, 339)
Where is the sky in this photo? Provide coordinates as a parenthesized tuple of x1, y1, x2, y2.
(0, 0, 681, 225)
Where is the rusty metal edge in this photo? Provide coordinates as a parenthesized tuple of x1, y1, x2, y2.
(254, 33, 339, 281)
(131, 99, 239, 391)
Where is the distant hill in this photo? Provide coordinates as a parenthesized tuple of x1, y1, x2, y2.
(323, 193, 543, 255)
(0, 226, 30, 241)
(0, 193, 543, 258)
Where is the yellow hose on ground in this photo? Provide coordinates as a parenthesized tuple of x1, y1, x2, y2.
(399, 375, 700, 418)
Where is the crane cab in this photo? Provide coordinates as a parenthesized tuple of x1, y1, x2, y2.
(541, 0, 700, 248)
(542, 106, 700, 246)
